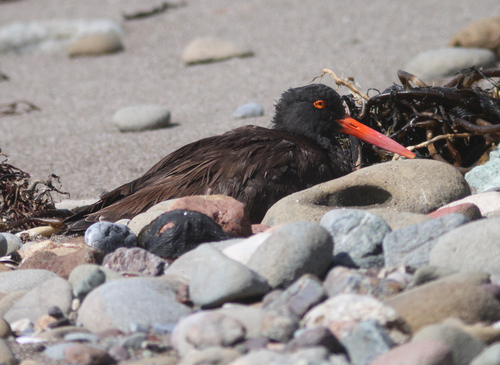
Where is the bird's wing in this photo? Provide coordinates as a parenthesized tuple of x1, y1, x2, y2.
(64, 126, 340, 231)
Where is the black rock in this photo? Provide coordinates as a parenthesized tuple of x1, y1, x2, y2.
(138, 209, 233, 259)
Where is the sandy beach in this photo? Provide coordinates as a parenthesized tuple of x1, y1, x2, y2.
(0, 0, 498, 201)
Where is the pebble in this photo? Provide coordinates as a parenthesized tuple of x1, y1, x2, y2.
(262, 159, 470, 226)
(72, 267, 106, 300)
(449, 16, 500, 57)
(466, 147, 500, 193)
(77, 277, 192, 332)
(382, 213, 468, 270)
(189, 244, 270, 308)
(67, 32, 124, 57)
(403, 47, 497, 82)
(232, 102, 265, 119)
(370, 340, 453, 365)
(285, 326, 345, 354)
(438, 191, 500, 218)
(0, 235, 7, 257)
(182, 37, 253, 65)
(63, 343, 114, 365)
(385, 279, 500, 332)
(412, 324, 486, 365)
(246, 221, 333, 288)
(428, 202, 482, 221)
(112, 105, 171, 132)
(102, 247, 166, 276)
(0, 233, 21, 255)
(0, 19, 123, 54)
(85, 221, 137, 255)
(137, 210, 232, 260)
(320, 209, 391, 268)
(430, 217, 500, 275)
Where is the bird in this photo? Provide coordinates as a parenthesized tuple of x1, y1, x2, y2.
(64, 84, 415, 232)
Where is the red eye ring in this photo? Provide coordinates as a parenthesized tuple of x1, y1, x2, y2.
(314, 100, 326, 109)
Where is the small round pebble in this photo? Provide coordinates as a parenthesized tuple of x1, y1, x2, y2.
(233, 102, 264, 119)
(85, 222, 137, 255)
(112, 105, 171, 132)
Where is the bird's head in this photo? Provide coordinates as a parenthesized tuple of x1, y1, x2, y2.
(271, 84, 415, 159)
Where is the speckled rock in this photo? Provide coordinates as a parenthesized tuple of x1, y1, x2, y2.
(102, 247, 166, 276)
(262, 159, 470, 226)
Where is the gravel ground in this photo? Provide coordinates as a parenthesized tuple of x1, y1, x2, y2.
(0, 0, 498, 201)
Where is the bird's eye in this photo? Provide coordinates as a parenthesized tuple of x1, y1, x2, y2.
(314, 100, 326, 109)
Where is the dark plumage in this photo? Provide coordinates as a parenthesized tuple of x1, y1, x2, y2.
(65, 84, 414, 232)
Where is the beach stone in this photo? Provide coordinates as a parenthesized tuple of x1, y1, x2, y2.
(412, 324, 486, 365)
(260, 308, 299, 342)
(0, 339, 16, 365)
(102, 247, 166, 276)
(20, 239, 86, 260)
(262, 159, 470, 226)
(19, 245, 104, 279)
(323, 267, 406, 301)
(112, 105, 171, 132)
(222, 232, 270, 265)
(35, 326, 90, 341)
(428, 203, 482, 220)
(189, 244, 270, 308)
(340, 320, 395, 365)
(471, 342, 500, 365)
(44, 342, 75, 361)
(72, 267, 106, 301)
(85, 222, 137, 255)
(154, 195, 252, 237)
(63, 343, 113, 365)
(403, 47, 497, 82)
(171, 311, 246, 357)
(320, 209, 391, 268)
(262, 274, 326, 318)
(285, 326, 345, 354)
(246, 222, 333, 288)
(182, 37, 253, 65)
(215, 304, 266, 339)
(430, 217, 500, 275)
(0, 19, 123, 54)
(233, 102, 264, 119)
(4, 276, 72, 325)
(68, 264, 123, 288)
(383, 213, 468, 270)
(180, 347, 241, 365)
(77, 277, 192, 332)
(67, 32, 124, 57)
(412, 265, 459, 286)
(302, 294, 410, 341)
(466, 147, 500, 193)
(0, 233, 21, 255)
(443, 317, 500, 345)
(0, 319, 12, 339)
(138, 210, 232, 260)
(0, 269, 59, 294)
(385, 280, 500, 332)
(370, 340, 453, 365)
(438, 191, 500, 217)
(366, 209, 432, 230)
(449, 16, 500, 57)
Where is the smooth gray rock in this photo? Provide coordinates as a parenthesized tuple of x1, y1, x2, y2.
(68, 264, 123, 289)
(340, 320, 395, 365)
(430, 217, 500, 275)
(171, 311, 247, 357)
(77, 277, 192, 332)
(4, 276, 72, 325)
(261, 308, 299, 342)
(263, 159, 471, 226)
(404, 47, 498, 81)
(412, 324, 486, 365)
(85, 221, 137, 255)
(44, 342, 75, 361)
(321, 209, 391, 268)
(0, 269, 59, 294)
(72, 267, 106, 301)
(466, 147, 500, 193)
(366, 209, 432, 231)
(233, 102, 264, 119)
(471, 342, 500, 365)
(286, 326, 345, 354)
(0, 233, 21, 255)
(0, 19, 123, 54)
(246, 222, 333, 288)
(182, 37, 253, 65)
(0, 235, 7, 257)
(189, 244, 270, 308)
(112, 105, 171, 132)
(383, 213, 469, 270)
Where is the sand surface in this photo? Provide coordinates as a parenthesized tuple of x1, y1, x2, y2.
(0, 0, 498, 201)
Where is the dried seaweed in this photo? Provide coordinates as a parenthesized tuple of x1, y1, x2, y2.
(0, 100, 40, 117)
(0, 150, 70, 232)
(122, 2, 186, 20)
(322, 68, 500, 173)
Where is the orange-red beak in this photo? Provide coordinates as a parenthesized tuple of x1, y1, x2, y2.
(336, 117, 415, 159)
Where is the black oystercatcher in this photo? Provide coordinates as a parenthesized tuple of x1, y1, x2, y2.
(65, 84, 414, 232)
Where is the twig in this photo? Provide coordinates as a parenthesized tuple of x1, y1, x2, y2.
(322, 68, 370, 101)
(406, 133, 473, 151)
